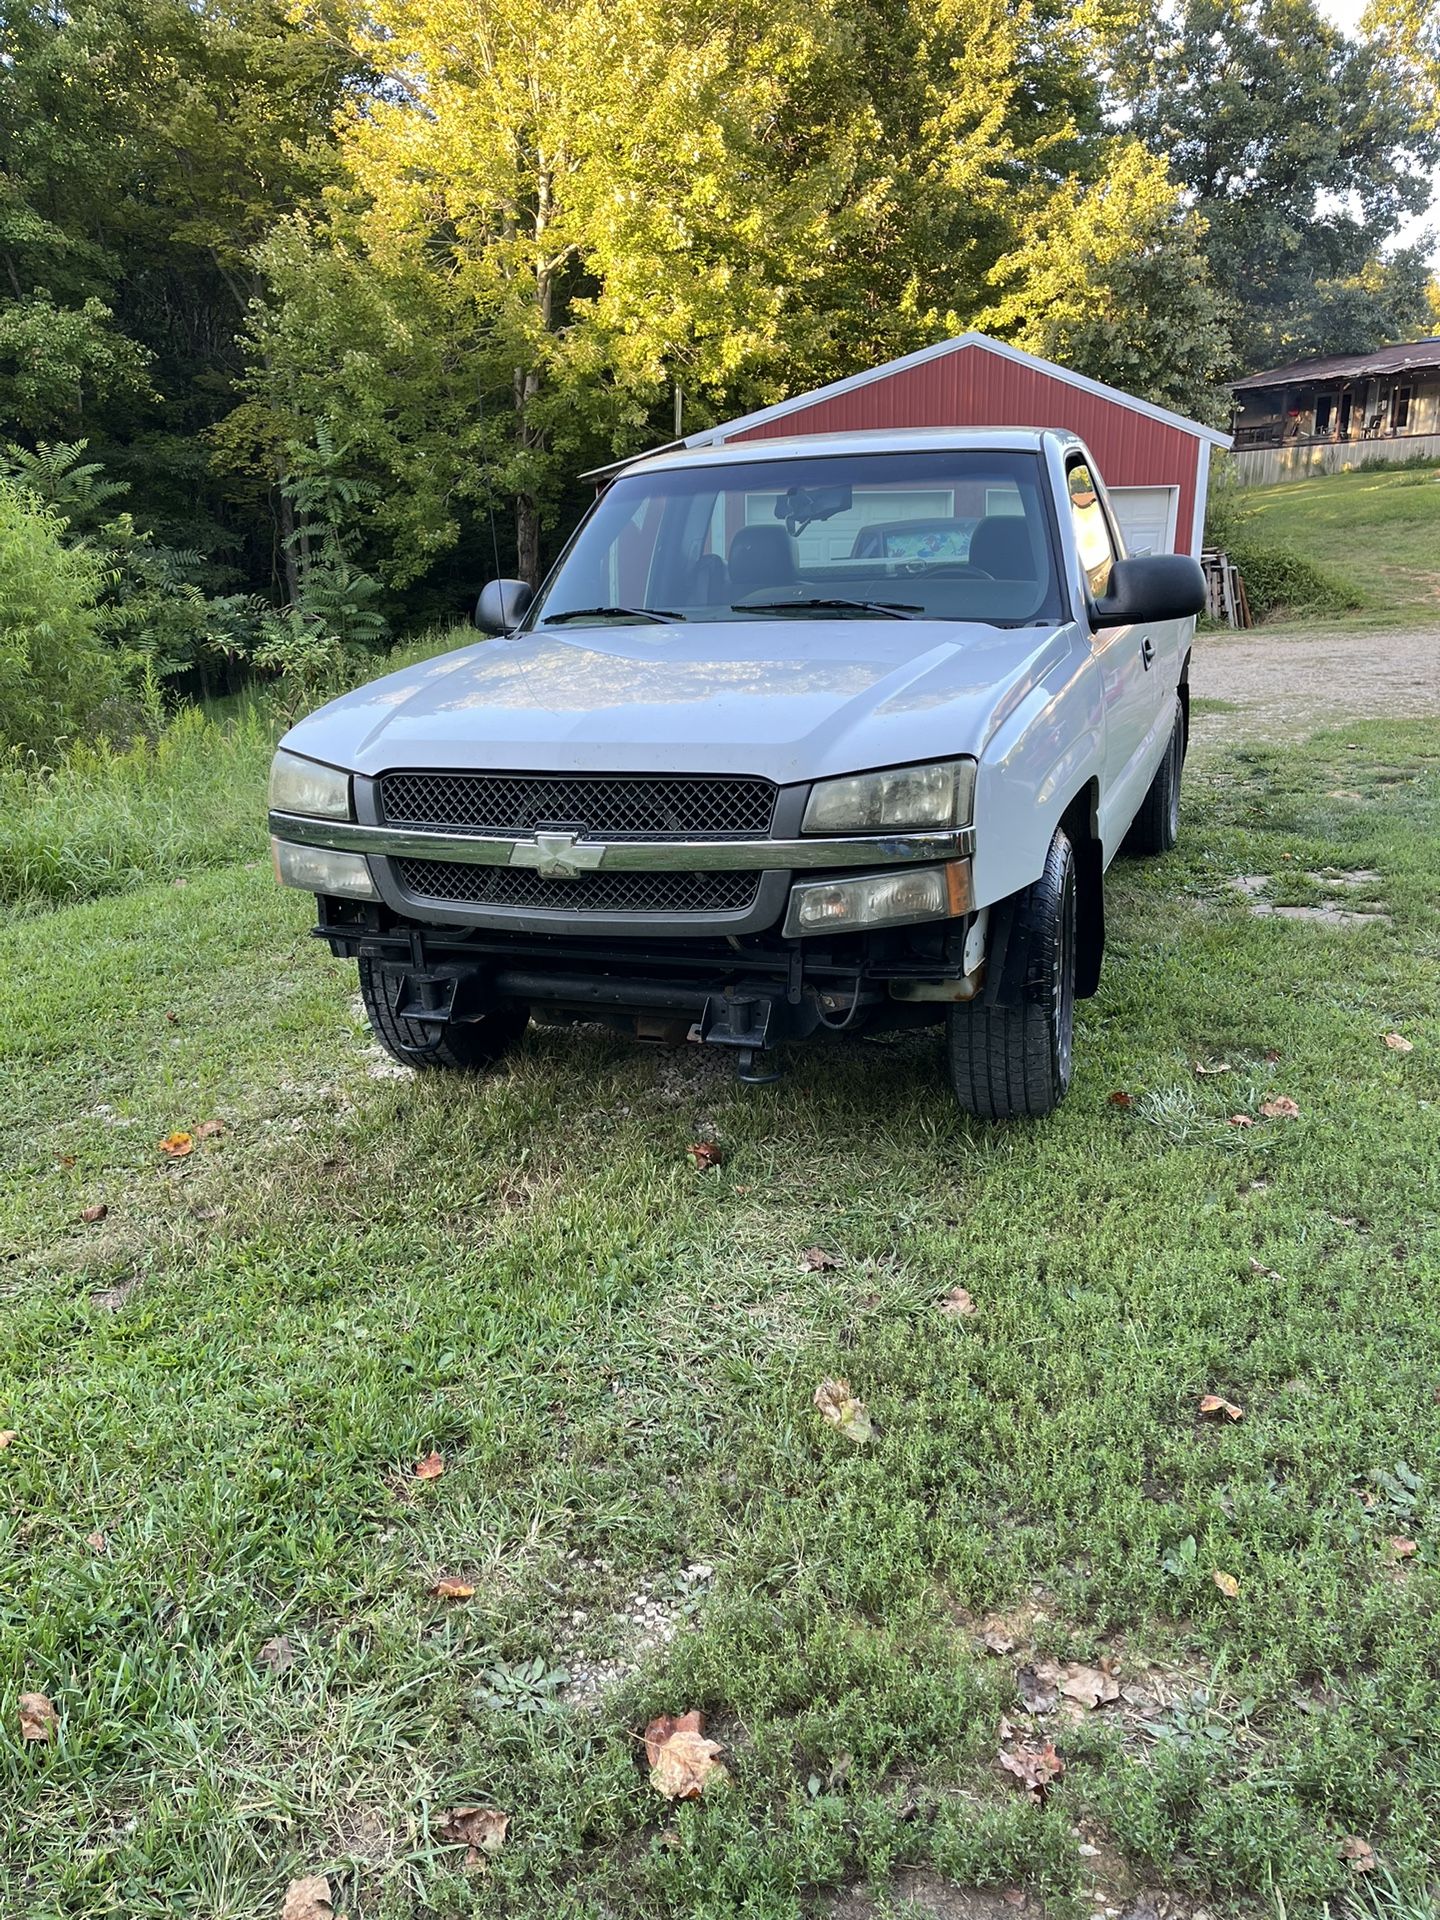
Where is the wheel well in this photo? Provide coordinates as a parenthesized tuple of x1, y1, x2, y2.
(1060, 781, 1104, 998)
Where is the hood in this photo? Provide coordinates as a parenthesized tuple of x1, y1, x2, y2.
(283, 619, 1077, 784)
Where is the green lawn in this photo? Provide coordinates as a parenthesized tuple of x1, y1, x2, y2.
(2, 722, 1439, 1919)
(1231, 464, 1440, 630)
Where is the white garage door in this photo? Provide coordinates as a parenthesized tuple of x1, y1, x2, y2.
(1108, 485, 1180, 556)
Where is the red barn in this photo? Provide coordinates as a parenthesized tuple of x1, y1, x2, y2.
(670, 332, 1230, 558)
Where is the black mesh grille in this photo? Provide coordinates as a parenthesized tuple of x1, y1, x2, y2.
(379, 770, 775, 839)
(395, 860, 760, 916)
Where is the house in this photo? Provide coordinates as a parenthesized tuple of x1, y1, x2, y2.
(590, 332, 1231, 558)
(1229, 338, 1440, 484)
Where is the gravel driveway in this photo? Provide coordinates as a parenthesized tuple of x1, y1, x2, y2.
(1189, 625, 1440, 741)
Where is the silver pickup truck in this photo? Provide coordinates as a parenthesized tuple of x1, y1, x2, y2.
(268, 428, 1205, 1119)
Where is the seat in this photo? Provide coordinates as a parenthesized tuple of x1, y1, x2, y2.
(967, 515, 1035, 579)
(729, 524, 798, 597)
(691, 551, 728, 605)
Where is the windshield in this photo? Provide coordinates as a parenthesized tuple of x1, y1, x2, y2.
(528, 449, 1065, 629)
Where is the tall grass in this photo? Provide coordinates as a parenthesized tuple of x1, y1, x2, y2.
(0, 700, 276, 913)
(0, 624, 473, 916)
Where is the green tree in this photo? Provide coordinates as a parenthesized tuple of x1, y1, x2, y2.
(239, 0, 1229, 588)
(0, 480, 117, 754)
(980, 140, 1232, 415)
(0, 0, 354, 574)
(1116, 0, 1439, 371)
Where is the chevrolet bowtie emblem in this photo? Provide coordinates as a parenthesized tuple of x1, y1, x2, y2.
(511, 829, 606, 879)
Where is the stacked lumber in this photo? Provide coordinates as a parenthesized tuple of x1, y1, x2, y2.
(1200, 549, 1252, 628)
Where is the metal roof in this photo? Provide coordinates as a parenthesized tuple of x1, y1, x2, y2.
(582, 333, 1230, 483)
(1230, 337, 1440, 392)
(684, 331, 1232, 448)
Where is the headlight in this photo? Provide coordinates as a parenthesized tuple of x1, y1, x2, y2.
(271, 839, 378, 899)
(268, 748, 352, 820)
(803, 759, 975, 834)
(783, 861, 971, 937)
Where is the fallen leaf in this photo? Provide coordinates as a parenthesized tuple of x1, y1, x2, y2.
(813, 1377, 874, 1444)
(414, 1450, 445, 1480)
(1212, 1569, 1241, 1599)
(980, 1627, 1016, 1655)
(159, 1131, 194, 1158)
(800, 1247, 841, 1271)
(1383, 1033, 1414, 1054)
(1339, 1836, 1376, 1874)
(687, 1141, 722, 1171)
(85, 1530, 108, 1555)
(194, 1119, 226, 1140)
(431, 1575, 476, 1599)
(0, 1431, 14, 1449)
(19, 1692, 57, 1743)
(998, 1740, 1065, 1800)
(1107, 1090, 1133, 1108)
(81, 1203, 107, 1224)
(258, 1634, 294, 1672)
(1017, 1664, 1058, 1712)
(280, 1875, 333, 1920)
(1387, 1537, 1418, 1561)
(1194, 1062, 1232, 1077)
(1058, 1662, 1120, 1710)
(938, 1286, 977, 1318)
(439, 1805, 509, 1865)
(1259, 1096, 1301, 1120)
(643, 1710, 728, 1799)
(1227, 1114, 1254, 1128)
(1199, 1393, 1244, 1422)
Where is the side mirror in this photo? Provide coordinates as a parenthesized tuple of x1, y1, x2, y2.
(475, 578, 534, 634)
(1092, 554, 1206, 628)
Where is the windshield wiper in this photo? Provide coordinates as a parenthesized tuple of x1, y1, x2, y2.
(543, 604, 686, 625)
(733, 597, 921, 621)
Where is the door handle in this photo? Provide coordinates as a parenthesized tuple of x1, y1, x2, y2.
(1140, 635, 1155, 670)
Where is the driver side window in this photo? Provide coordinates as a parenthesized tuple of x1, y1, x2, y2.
(1067, 462, 1116, 598)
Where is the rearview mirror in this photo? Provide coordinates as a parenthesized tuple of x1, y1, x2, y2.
(1092, 554, 1206, 628)
(776, 483, 853, 536)
(475, 578, 534, 634)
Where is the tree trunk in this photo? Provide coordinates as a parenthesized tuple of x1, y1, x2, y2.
(516, 489, 541, 586)
(513, 358, 544, 585)
(276, 486, 301, 604)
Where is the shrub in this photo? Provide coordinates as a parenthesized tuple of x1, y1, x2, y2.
(0, 480, 122, 753)
(1226, 539, 1360, 623)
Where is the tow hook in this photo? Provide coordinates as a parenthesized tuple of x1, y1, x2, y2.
(696, 992, 784, 1083)
(736, 1047, 783, 1086)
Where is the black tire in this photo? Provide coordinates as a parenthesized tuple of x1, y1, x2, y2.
(358, 958, 529, 1071)
(1124, 696, 1184, 856)
(946, 828, 1077, 1121)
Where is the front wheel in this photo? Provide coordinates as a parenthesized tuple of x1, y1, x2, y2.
(358, 958, 529, 1071)
(946, 828, 1077, 1121)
